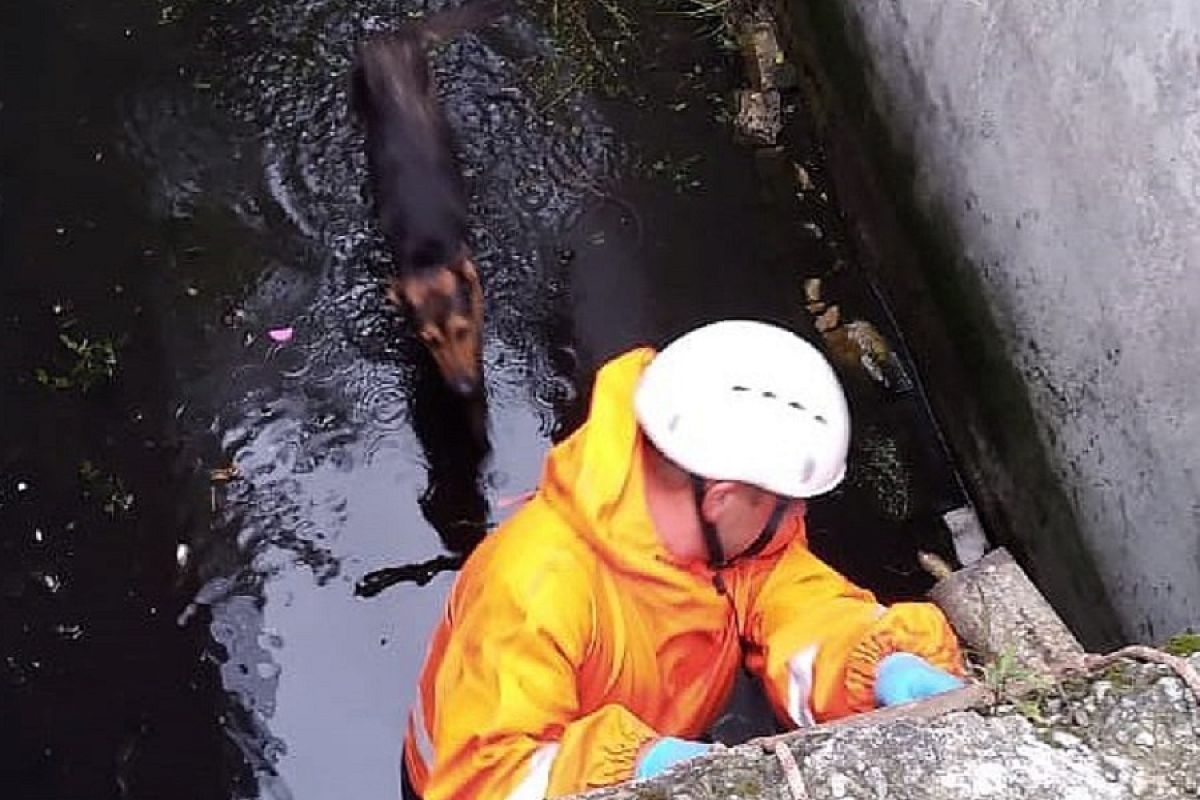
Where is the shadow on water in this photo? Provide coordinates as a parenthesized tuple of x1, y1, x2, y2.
(356, 355, 493, 597)
(3, 0, 969, 797)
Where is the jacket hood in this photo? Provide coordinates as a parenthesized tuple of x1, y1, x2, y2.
(538, 348, 662, 576)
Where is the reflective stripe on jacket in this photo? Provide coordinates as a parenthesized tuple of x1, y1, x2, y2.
(403, 347, 963, 799)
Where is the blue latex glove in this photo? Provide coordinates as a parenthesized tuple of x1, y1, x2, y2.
(635, 737, 713, 780)
(874, 652, 963, 707)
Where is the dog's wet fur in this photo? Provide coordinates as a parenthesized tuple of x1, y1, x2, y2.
(353, 2, 505, 396)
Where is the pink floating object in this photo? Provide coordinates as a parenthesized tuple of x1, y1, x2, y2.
(496, 490, 535, 510)
(267, 327, 294, 343)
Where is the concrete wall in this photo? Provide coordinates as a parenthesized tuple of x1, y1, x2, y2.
(790, 0, 1200, 642)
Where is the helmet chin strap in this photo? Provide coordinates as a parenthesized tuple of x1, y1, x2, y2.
(690, 475, 791, 594)
(690, 474, 728, 570)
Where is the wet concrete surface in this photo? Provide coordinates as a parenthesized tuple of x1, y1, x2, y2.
(2, 1, 965, 798)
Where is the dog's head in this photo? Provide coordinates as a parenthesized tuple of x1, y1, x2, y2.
(386, 257, 484, 396)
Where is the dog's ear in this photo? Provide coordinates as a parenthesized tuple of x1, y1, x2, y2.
(450, 252, 479, 284)
(454, 258, 484, 325)
(383, 276, 410, 320)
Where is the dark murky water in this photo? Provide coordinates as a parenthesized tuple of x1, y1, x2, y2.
(2, 1, 966, 798)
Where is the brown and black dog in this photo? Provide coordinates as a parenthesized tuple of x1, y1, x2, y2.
(352, 1, 506, 396)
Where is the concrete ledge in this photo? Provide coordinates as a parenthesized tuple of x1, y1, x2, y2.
(571, 655, 1200, 799)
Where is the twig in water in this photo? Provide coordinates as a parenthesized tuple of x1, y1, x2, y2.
(355, 554, 466, 597)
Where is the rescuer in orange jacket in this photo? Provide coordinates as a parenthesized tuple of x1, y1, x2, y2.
(401, 320, 965, 800)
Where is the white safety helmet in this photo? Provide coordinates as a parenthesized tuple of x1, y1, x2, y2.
(634, 320, 850, 498)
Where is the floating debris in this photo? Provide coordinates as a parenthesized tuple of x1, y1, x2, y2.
(78, 461, 135, 516)
(36, 572, 63, 594)
(496, 489, 535, 510)
(209, 465, 239, 483)
(917, 550, 955, 581)
(175, 542, 191, 570)
(733, 89, 781, 146)
(794, 163, 815, 192)
(803, 277, 822, 304)
(35, 333, 120, 392)
(814, 304, 840, 333)
(738, 19, 783, 91)
(55, 623, 84, 641)
(646, 153, 705, 193)
(822, 319, 914, 393)
(803, 278, 913, 393)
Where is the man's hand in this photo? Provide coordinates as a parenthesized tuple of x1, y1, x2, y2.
(874, 652, 963, 707)
(635, 737, 713, 780)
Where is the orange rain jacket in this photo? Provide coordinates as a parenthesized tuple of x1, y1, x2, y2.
(403, 347, 963, 800)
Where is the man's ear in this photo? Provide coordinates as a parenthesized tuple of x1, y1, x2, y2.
(701, 481, 738, 521)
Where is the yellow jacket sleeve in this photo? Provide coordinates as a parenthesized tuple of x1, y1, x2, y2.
(747, 543, 965, 724)
(839, 601, 965, 710)
(422, 547, 658, 800)
(746, 543, 886, 724)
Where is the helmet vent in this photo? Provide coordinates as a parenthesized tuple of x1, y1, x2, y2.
(728, 384, 825, 426)
(668, 413, 681, 433)
(800, 458, 815, 483)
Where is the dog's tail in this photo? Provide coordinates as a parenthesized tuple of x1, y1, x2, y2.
(351, 1, 510, 120)
(411, 0, 512, 44)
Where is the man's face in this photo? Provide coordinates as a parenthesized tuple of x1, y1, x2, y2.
(703, 482, 804, 561)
